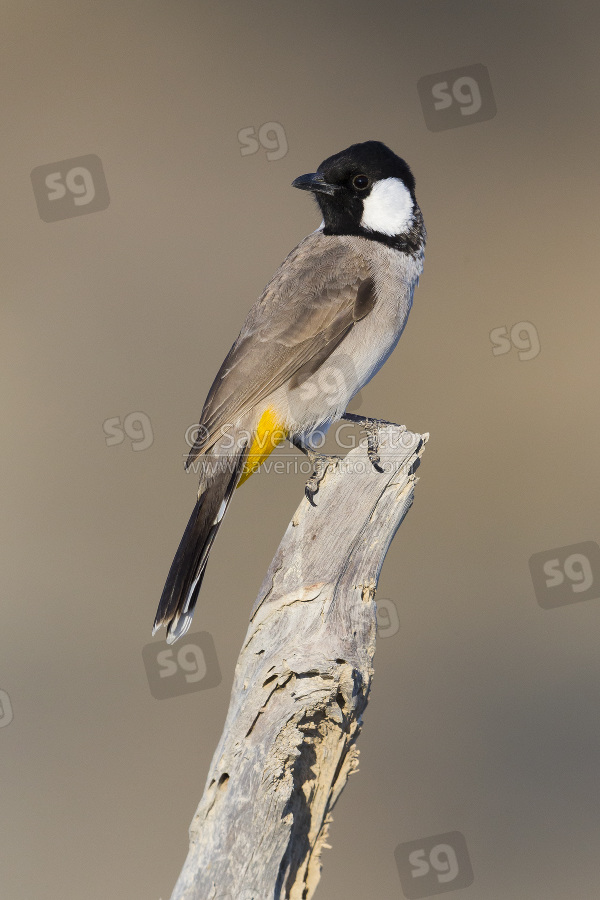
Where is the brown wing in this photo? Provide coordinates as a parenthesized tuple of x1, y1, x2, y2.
(186, 233, 374, 467)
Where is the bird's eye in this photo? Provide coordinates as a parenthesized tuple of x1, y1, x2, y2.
(352, 174, 369, 190)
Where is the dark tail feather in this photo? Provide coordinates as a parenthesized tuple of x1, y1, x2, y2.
(153, 447, 247, 643)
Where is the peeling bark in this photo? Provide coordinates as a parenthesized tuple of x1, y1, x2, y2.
(169, 424, 428, 900)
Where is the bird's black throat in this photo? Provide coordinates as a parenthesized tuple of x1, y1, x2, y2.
(321, 202, 426, 259)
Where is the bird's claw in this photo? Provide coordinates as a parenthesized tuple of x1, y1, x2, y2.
(362, 420, 384, 473)
(340, 412, 387, 472)
(304, 453, 340, 506)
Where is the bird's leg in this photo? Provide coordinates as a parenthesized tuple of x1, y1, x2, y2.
(291, 436, 341, 507)
(341, 412, 386, 473)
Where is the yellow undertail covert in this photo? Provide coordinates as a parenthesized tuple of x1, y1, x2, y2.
(237, 407, 288, 486)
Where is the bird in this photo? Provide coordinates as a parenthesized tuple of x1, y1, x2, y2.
(153, 140, 426, 643)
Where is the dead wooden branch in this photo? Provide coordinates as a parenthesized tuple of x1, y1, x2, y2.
(169, 423, 428, 900)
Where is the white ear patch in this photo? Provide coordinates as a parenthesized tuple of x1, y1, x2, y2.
(360, 177, 414, 236)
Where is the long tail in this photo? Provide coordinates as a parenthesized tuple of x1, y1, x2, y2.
(153, 445, 248, 643)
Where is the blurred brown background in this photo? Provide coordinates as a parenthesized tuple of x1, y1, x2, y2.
(2, 2, 600, 898)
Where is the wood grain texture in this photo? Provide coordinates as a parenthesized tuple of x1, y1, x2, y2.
(170, 423, 428, 900)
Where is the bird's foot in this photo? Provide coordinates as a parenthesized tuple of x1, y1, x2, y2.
(362, 420, 385, 473)
(341, 413, 387, 473)
(304, 450, 341, 506)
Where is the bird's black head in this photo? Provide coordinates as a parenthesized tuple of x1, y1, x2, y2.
(292, 141, 422, 250)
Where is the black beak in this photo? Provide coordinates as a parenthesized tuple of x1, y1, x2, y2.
(291, 172, 339, 196)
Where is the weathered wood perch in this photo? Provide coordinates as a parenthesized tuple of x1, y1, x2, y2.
(169, 422, 428, 900)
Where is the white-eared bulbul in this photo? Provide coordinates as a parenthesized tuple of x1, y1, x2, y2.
(153, 141, 426, 642)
